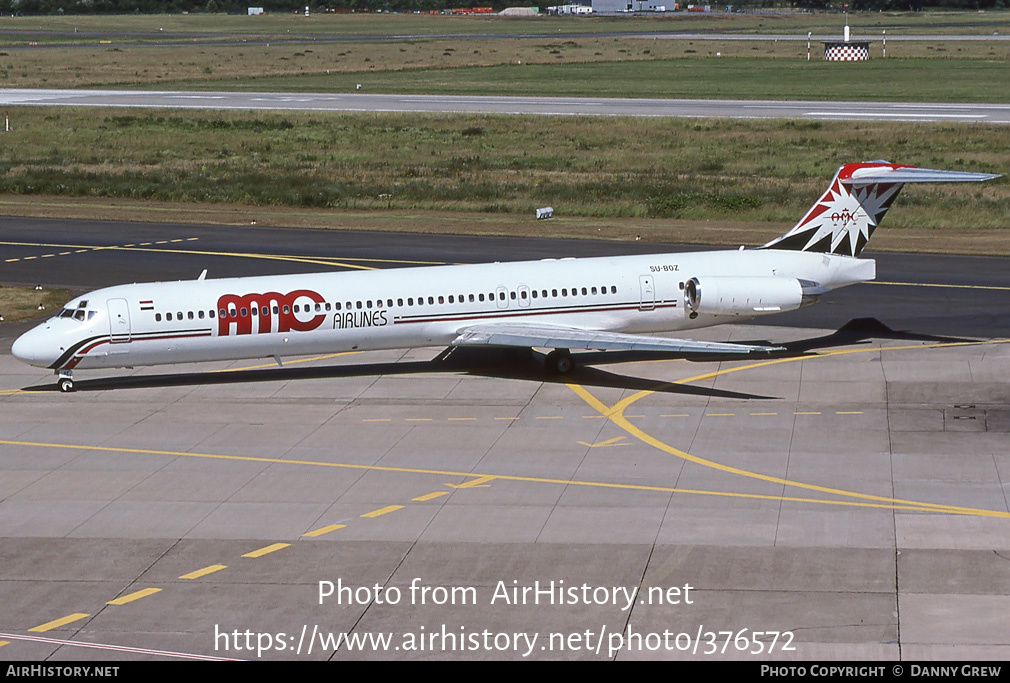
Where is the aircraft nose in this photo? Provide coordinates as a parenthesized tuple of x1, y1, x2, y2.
(11, 330, 36, 365)
(11, 326, 60, 368)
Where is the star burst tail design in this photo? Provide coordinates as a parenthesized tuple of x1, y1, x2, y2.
(760, 161, 1000, 258)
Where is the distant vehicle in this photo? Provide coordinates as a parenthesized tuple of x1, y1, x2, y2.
(11, 162, 999, 392)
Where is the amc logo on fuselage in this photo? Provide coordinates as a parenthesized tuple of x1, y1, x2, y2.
(217, 290, 326, 336)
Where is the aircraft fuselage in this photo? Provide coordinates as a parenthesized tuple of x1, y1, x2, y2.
(12, 248, 874, 372)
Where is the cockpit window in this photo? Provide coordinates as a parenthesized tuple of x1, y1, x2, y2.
(58, 306, 93, 322)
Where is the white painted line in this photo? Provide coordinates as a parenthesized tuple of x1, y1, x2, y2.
(805, 112, 982, 119)
(0, 631, 241, 660)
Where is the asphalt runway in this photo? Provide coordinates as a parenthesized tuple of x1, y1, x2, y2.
(2, 89, 1008, 124)
(2, 218, 1010, 661)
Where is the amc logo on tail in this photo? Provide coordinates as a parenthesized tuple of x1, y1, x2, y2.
(217, 290, 325, 336)
(830, 208, 862, 226)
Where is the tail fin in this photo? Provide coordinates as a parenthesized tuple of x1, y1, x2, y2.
(761, 161, 1000, 257)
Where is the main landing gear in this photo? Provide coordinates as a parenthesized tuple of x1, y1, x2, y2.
(57, 370, 74, 393)
(545, 349, 573, 375)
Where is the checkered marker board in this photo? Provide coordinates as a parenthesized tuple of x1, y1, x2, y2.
(824, 41, 870, 61)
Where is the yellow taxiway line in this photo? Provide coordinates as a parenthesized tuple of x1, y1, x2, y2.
(566, 338, 1010, 519)
(0, 432, 1006, 518)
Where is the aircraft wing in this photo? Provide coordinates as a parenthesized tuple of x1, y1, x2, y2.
(451, 322, 782, 355)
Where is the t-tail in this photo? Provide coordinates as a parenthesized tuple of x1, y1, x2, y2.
(761, 161, 1000, 257)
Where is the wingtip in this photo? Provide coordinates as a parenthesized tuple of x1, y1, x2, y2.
(750, 345, 787, 354)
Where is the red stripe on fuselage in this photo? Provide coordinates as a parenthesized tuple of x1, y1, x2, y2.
(392, 302, 677, 325)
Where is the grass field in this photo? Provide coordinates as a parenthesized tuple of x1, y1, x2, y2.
(147, 54, 1010, 103)
(0, 12, 1005, 256)
(1, 36, 1006, 100)
(0, 286, 69, 324)
(0, 106, 1004, 233)
(0, 11, 1006, 101)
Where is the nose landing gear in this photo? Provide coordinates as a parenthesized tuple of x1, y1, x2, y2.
(57, 370, 74, 393)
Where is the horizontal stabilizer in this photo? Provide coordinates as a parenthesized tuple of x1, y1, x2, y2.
(452, 322, 782, 355)
(844, 167, 1001, 185)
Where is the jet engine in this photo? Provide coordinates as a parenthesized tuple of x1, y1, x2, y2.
(683, 276, 805, 319)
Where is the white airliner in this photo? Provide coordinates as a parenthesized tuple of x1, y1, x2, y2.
(11, 161, 999, 392)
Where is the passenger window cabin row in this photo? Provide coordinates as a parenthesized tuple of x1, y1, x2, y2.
(152, 284, 621, 323)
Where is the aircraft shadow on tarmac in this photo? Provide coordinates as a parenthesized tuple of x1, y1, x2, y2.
(22, 318, 970, 399)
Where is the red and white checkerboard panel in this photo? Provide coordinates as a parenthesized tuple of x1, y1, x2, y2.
(824, 42, 869, 61)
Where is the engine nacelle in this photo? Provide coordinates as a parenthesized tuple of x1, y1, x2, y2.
(684, 276, 805, 318)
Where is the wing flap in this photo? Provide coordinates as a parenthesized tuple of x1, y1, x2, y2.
(452, 323, 781, 355)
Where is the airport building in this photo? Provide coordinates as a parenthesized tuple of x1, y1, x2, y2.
(546, 0, 672, 13)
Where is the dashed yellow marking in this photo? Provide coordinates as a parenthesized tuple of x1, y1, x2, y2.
(107, 588, 161, 605)
(751, 412, 778, 416)
(243, 543, 290, 558)
(795, 411, 822, 415)
(494, 417, 519, 421)
(446, 475, 496, 490)
(29, 613, 89, 632)
(837, 411, 863, 415)
(1, 238, 203, 263)
(577, 436, 628, 448)
(2, 238, 436, 267)
(873, 281, 1010, 292)
(413, 491, 449, 501)
(582, 415, 606, 419)
(179, 564, 227, 580)
(707, 413, 735, 417)
(406, 418, 432, 422)
(216, 351, 360, 373)
(361, 505, 403, 518)
(9, 238, 390, 274)
(303, 524, 345, 537)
